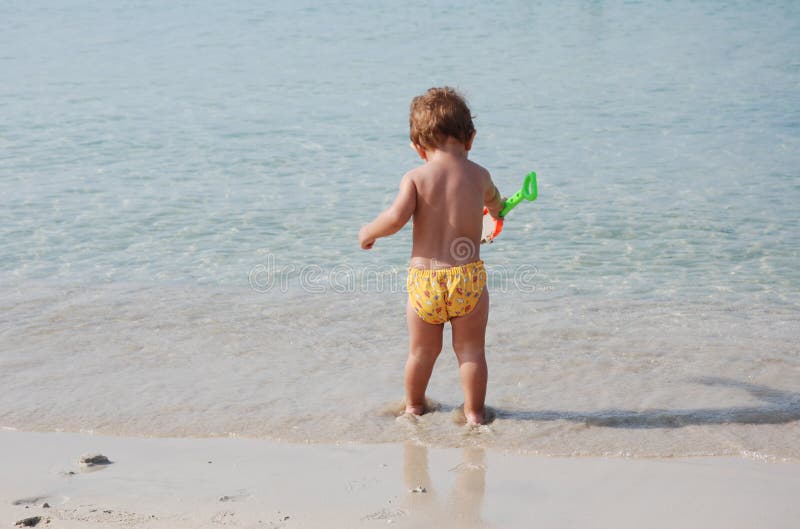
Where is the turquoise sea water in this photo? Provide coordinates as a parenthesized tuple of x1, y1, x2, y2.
(1, 1, 799, 458)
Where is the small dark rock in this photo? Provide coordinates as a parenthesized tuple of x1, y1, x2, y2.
(80, 454, 112, 466)
(15, 516, 42, 527)
(42, 503, 50, 509)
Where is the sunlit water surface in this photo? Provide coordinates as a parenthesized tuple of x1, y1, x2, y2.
(1, 0, 799, 459)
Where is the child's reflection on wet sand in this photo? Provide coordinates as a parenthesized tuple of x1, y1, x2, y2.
(402, 442, 487, 527)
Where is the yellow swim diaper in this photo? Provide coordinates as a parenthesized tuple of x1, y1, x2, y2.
(407, 260, 487, 324)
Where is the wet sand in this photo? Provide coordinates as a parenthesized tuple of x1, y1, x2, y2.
(1, 430, 799, 528)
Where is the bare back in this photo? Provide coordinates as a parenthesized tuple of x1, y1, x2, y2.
(407, 157, 491, 268)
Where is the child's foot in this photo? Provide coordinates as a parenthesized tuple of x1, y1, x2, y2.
(465, 410, 485, 426)
(405, 404, 426, 416)
(402, 398, 440, 417)
(454, 405, 495, 426)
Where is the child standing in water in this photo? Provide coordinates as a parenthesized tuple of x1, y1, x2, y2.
(359, 87, 504, 425)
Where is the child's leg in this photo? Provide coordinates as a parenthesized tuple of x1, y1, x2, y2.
(450, 288, 489, 425)
(405, 299, 443, 415)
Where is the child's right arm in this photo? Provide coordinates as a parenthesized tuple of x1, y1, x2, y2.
(359, 173, 416, 250)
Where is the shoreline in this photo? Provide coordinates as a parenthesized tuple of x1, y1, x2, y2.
(2, 430, 799, 528)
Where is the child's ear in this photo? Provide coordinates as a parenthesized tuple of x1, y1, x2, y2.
(465, 131, 476, 152)
(410, 142, 428, 160)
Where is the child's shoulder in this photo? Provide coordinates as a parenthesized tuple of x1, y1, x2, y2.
(466, 158, 491, 177)
(463, 159, 492, 189)
(400, 163, 433, 189)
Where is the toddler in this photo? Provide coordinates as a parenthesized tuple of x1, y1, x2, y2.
(359, 87, 504, 425)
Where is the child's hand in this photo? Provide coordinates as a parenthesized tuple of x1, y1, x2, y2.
(490, 197, 507, 220)
(486, 194, 506, 220)
(359, 226, 376, 250)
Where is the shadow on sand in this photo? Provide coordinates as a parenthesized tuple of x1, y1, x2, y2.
(493, 377, 800, 428)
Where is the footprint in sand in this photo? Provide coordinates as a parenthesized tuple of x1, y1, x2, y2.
(217, 488, 251, 503)
(11, 496, 49, 506)
(211, 510, 236, 525)
(362, 507, 407, 522)
(53, 505, 151, 524)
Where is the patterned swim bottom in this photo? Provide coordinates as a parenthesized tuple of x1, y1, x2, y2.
(406, 260, 487, 324)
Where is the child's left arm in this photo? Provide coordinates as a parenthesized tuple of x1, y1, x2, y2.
(484, 173, 505, 220)
(359, 174, 416, 250)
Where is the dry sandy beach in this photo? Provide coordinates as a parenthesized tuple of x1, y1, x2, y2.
(2, 430, 798, 529)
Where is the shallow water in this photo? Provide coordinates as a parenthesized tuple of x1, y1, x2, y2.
(2, 282, 798, 459)
(1, 1, 799, 458)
